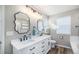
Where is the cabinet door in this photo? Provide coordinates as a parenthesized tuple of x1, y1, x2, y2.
(47, 37, 51, 49)
(19, 48, 28, 54)
(13, 47, 28, 54)
(42, 38, 51, 53)
(38, 39, 49, 54)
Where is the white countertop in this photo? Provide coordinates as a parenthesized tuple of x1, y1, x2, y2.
(70, 36, 79, 54)
(11, 35, 51, 50)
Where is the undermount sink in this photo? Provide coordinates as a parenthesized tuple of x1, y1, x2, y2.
(11, 39, 35, 50)
(21, 39, 34, 44)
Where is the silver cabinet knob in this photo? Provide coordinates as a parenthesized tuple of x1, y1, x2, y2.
(29, 47, 35, 51)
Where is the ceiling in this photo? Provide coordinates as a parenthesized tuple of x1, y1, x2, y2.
(30, 5, 79, 16)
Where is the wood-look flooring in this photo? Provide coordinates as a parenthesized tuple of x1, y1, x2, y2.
(48, 48, 73, 54)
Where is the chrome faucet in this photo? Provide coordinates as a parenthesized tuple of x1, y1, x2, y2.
(19, 33, 32, 42)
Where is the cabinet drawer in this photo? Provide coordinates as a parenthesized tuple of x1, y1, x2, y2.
(27, 43, 40, 54)
(41, 41, 45, 44)
(41, 49, 46, 54)
(41, 45, 45, 48)
(28, 46, 36, 51)
(29, 46, 36, 51)
(41, 39, 48, 45)
(39, 48, 48, 54)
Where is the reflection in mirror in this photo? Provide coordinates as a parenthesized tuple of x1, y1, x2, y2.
(37, 20, 44, 32)
(43, 19, 50, 35)
(14, 12, 30, 34)
(43, 19, 49, 32)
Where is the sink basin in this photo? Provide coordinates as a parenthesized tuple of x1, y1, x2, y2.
(21, 39, 34, 44)
(11, 39, 35, 50)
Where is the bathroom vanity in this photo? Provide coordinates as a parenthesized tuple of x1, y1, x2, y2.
(11, 35, 51, 54)
(12, 11, 51, 54)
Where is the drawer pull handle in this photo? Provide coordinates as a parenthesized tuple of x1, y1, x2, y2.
(48, 42, 50, 46)
(32, 53, 35, 54)
(29, 47, 35, 51)
(41, 45, 45, 48)
(42, 50, 45, 52)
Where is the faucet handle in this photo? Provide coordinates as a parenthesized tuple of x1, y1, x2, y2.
(23, 35, 26, 40)
(19, 38, 22, 42)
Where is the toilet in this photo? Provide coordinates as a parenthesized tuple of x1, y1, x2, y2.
(50, 40, 56, 48)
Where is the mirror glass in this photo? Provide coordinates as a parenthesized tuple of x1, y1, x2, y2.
(14, 12, 30, 34)
(37, 20, 44, 32)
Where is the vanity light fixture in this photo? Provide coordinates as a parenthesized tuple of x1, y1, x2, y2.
(26, 5, 43, 19)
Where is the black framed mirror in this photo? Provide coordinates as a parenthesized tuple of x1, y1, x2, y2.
(14, 12, 30, 34)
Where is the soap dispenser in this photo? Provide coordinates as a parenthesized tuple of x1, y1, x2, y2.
(32, 26, 36, 36)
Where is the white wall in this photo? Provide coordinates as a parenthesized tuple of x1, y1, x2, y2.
(49, 8, 79, 48)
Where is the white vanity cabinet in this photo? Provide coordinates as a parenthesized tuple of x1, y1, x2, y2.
(11, 35, 51, 54)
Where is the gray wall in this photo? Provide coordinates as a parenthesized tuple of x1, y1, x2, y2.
(5, 5, 47, 54)
(5, 5, 28, 54)
(0, 6, 5, 54)
(49, 8, 79, 48)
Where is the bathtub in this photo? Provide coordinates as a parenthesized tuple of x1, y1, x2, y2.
(70, 36, 79, 54)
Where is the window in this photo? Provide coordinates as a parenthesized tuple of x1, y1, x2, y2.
(56, 16, 71, 34)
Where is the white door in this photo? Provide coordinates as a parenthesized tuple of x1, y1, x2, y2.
(0, 6, 5, 54)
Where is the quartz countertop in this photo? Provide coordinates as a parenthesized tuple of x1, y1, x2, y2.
(11, 35, 51, 50)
